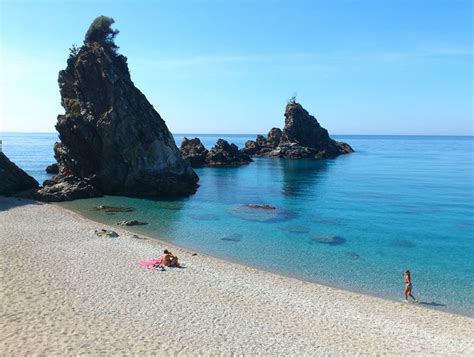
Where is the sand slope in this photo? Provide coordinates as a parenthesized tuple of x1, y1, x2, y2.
(1, 197, 472, 355)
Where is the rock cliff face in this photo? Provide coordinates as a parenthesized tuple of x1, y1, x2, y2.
(241, 102, 353, 159)
(0, 152, 39, 195)
(180, 137, 252, 167)
(38, 17, 198, 201)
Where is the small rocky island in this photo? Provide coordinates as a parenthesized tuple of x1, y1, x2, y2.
(0, 152, 39, 195)
(35, 16, 198, 201)
(180, 138, 252, 167)
(242, 99, 353, 159)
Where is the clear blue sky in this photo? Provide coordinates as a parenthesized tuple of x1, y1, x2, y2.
(0, 0, 472, 135)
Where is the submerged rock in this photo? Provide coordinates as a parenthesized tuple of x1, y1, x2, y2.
(241, 100, 353, 159)
(181, 138, 252, 167)
(38, 16, 198, 201)
(221, 233, 242, 242)
(311, 235, 346, 245)
(227, 204, 296, 223)
(95, 205, 135, 213)
(0, 152, 39, 195)
(345, 251, 360, 260)
(45, 163, 59, 174)
(247, 204, 276, 210)
(117, 220, 147, 226)
(279, 225, 310, 234)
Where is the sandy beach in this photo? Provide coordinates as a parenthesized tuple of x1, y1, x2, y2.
(1, 196, 473, 355)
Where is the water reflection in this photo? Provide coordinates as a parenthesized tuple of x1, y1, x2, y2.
(279, 159, 329, 197)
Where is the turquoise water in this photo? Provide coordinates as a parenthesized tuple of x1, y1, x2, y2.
(2, 133, 473, 315)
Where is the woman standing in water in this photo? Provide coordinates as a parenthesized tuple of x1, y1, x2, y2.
(404, 269, 418, 303)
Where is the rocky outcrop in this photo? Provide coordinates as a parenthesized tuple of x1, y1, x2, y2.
(33, 175, 101, 202)
(241, 101, 353, 159)
(0, 152, 39, 195)
(180, 138, 252, 167)
(180, 137, 208, 167)
(45, 163, 59, 174)
(38, 16, 198, 201)
(206, 139, 252, 166)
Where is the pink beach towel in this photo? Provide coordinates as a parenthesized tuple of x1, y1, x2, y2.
(138, 258, 162, 268)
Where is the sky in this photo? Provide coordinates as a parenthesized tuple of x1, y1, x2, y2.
(0, 0, 472, 135)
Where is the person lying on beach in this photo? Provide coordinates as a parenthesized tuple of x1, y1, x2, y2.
(160, 249, 181, 267)
(404, 269, 418, 303)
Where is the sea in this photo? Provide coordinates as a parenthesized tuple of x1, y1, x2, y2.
(2, 132, 473, 316)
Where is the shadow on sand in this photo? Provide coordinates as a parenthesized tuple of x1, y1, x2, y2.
(0, 196, 44, 212)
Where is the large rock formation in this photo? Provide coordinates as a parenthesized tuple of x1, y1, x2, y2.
(37, 16, 198, 201)
(241, 101, 353, 159)
(180, 138, 252, 167)
(0, 152, 39, 195)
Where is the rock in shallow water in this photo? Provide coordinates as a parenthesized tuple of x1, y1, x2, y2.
(180, 137, 252, 168)
(117, 220, 147, 226)
(279, 225, 310, 234)
(221, 233, 242, 242)
(95, 205, 135, 213)
(227, 204, 297, 223)
(311, 235, 346, 245)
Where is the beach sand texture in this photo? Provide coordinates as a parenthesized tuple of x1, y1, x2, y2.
(1, 197, 473, 355)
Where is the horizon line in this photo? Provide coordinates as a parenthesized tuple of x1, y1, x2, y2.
(0, 131, 473, 138)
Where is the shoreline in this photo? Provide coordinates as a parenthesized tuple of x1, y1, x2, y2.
(60, 201, 471, 318)
(1, 196, 473, 354)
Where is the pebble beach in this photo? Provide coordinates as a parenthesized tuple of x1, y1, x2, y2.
(1, 196, 473, 355)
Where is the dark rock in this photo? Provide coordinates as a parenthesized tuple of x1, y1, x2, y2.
(181, 137, 252, 168)
(132, 234, 147, 240)
(246, 101, 353, 159)
(94, 229, 119, 238)
(29, 175, 101, 202)
(42, 17, 198, 201)
(95, 205, 135, 213)
(240, 140, 261, 155)
(267, 128, 283, 148)
(206, 139, 252, 166)
(227, 204, 297, 223)
(180, 137, 209, 167)
(311, 235, 346, 245)
(255, 135, 268, 148)
(221, 233, 242, 242)
(45, 163, 59, 174)
(279, 225, 310, 234)
(247, 204, 276, 210)
(0, 152, 39, 195)
(117, 220, 147, 226)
